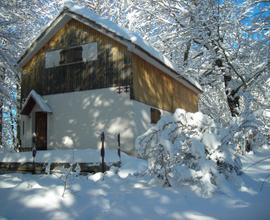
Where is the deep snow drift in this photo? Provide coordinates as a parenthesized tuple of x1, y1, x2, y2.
(0, 147, 270, 220)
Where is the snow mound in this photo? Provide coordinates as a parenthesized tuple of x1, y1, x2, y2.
(88, 172, 104, 182)
(136, 108, 241, 197)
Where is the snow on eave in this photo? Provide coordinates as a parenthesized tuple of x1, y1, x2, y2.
(21, 90, 52, 115)
(17, 5, 202, 94)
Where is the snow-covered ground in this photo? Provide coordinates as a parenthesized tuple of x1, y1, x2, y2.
(0, 149, 121, 163)
(0, 148, 270, 220)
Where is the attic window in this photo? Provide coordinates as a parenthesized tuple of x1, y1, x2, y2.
(151, 108, 161, 124)
(124, 51, 131, 65)
(60, 46, 83, 64)
(45, 42, 98, 68)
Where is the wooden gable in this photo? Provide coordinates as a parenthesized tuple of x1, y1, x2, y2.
(21, 19, 132, 99)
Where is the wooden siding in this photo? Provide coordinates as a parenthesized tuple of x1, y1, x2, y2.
(132, 55, 198, 113)
(21, 19, 131, 99)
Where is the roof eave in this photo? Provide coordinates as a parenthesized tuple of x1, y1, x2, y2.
(21, 90, 52, 115)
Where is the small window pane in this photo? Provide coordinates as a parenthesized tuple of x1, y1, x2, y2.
(60, 46, 83, 64)
(151, 108, 161, 124)
(124, 51, 131, 65)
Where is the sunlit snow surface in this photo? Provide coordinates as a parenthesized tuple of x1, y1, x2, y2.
(0, 148, 121, 163)
(1, 148, 270, 220)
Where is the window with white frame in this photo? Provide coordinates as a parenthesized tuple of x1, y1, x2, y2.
(45, 42, 98, 68)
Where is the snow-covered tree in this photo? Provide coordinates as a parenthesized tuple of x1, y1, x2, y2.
(0, 0, 62, 150)
(126, 0, 270, 148)
(136, 109, 242, 196)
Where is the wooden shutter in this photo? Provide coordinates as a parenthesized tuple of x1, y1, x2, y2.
(45, 49, 61, 68)
(82, 42, 97, 62)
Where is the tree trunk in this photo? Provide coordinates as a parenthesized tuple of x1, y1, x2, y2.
(215, 58, 240, 117)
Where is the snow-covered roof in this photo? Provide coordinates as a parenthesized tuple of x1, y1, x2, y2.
(17, 5, 202, 93)
(21, 90, 52, 115)
(69, 5, 177, 71)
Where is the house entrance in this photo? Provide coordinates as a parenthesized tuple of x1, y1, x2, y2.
(35, 112, 47, 150)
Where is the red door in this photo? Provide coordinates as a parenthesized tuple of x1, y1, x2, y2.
(35, 112, 47, 150)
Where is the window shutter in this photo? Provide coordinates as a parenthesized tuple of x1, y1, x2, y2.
(82, 42, 98, 62)
(45, 50, 61, 68)
(45, 42, 97, 68)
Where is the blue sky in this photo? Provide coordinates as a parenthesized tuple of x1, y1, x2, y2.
(239, 0, 270, 44)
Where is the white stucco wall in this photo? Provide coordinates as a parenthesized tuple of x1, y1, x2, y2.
(21, 88, 168, 153)
(46, 88, 153, 153)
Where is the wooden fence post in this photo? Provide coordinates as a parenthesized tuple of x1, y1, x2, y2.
(117, 133, 121, 162)
(32, 133, 37, 174)
(100, 132, 105, 173)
